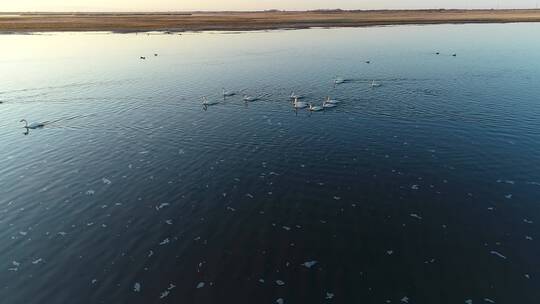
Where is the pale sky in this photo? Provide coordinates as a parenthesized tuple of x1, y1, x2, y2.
(1, 0, 538, 12)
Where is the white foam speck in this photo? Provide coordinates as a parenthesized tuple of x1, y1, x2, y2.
(155, 203, 170, 210)
(490, 251, 507, 259)
(159, 290, 170, 299)
(302, 261, 318, 268)
(410, 214, 423, 220)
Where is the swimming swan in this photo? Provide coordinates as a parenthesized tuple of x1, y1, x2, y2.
(20, 119, 45, 129)
(323, 99, 337, 108)
(222, 88, 236, 97)
(308, 103, 324, 112)
(243, 95, 259, 102)
(290, 92, 304, 100)
(292, 97, 308, 109)
(202, 97, 219, 106)
(325, 97, 341, 104)
(371, 80, 381, 88)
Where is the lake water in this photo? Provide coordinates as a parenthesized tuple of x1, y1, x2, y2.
(1, 24, 540, 304)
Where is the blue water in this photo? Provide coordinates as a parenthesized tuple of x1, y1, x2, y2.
(1, 24, 540, 304)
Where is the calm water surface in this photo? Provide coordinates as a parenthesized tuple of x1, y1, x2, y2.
(1, 24, 540, 304)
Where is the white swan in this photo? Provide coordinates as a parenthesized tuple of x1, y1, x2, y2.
(202, 97, 219, 106)
(371, 80, 381, 88)
(222, 88, 235, 97)
(292, 97, 308, 109)
(20, 119, 45, 129)
(243, 95, 259, 102)
(308, 103, 324, 112)
(334, 77, 345, 85)
(325, 96, 341, 104)
(290, 92, 304, 100)
(323, 99, 336, 108)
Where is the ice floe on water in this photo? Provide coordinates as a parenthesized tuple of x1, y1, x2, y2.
(133, 282, 141, 292)
(301, 261, 317, 268)
(490, 251, 507, 259)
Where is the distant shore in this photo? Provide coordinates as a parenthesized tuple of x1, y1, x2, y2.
(1, 9, 540, 33)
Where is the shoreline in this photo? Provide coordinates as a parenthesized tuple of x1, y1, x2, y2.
(1, 9, 540, 33)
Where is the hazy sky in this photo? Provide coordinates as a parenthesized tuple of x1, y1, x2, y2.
(1, 0, 538, 12)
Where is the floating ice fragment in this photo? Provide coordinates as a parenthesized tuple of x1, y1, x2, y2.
(276, 280, 285, 286)
(302, 261, 317, 268)
(102, 178, 112, 185)
(159, 238, 170, 246)
(410, 214, 423, 220)
(196, 282, 205, 289)
(326, 292, 334, 300)
(133, 282, 141, 292)
(490, 251, 506, 259)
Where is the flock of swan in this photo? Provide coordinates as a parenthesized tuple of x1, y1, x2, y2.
(203, 77, 382, 112)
